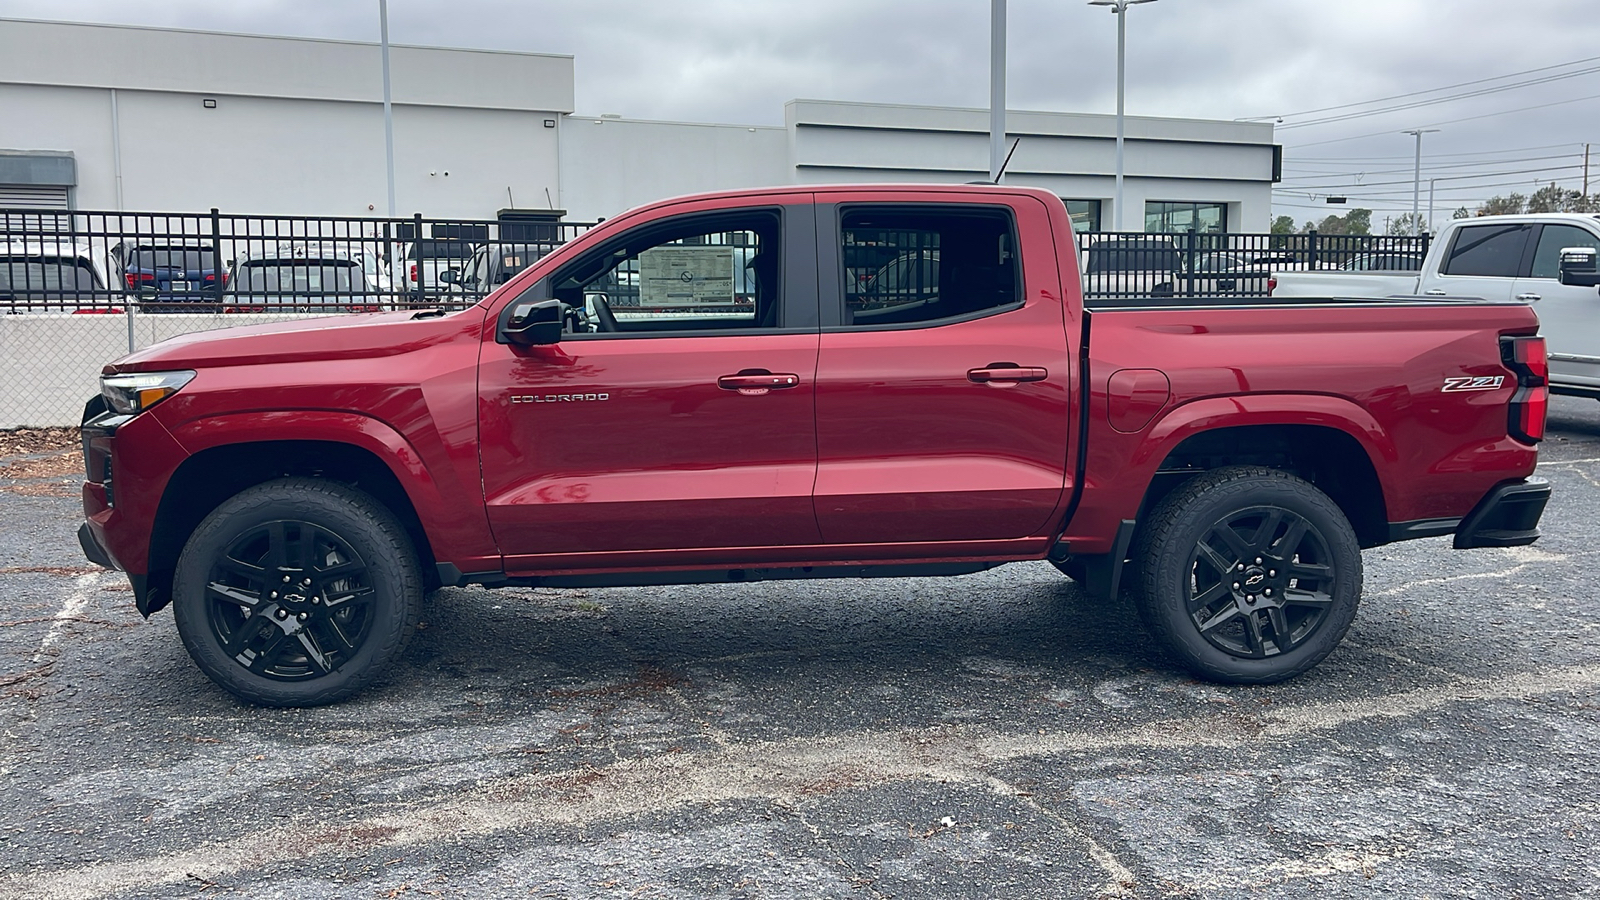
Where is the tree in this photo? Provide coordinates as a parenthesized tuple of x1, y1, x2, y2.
(1527, 182, 1595, 213)
(1271, 215, 1296, 235)
(1387, 212, 1425, 235)
(1303, 208, 1373, 235)
(1453, 207, 1471, 220)
(1479, 193, 1526, 216)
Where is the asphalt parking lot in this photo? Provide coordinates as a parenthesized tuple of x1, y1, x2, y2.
(2, 402, 1599, 900)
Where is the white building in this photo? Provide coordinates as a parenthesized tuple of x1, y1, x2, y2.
(0, 18, 1279, 232)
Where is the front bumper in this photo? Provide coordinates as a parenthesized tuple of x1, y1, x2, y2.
(77, 521, 117, 569)
(1453, 477, 1551, 549)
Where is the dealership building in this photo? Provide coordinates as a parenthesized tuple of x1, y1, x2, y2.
(0, 17, 1280, 232)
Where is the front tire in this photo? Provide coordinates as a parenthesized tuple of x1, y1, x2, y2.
(1132, 466, 1362, 684)
(172, 478, 422, 707)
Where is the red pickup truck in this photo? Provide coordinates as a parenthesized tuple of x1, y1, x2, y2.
(78, 185, 1551, 706)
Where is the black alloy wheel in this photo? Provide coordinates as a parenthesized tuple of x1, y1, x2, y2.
(204, 520, 375, 680)
(1185, 506, 1336, 660)
(1133, 466, 1362, 684)
(173, 478, 422, 707)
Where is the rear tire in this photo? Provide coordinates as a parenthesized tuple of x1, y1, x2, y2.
(1132, 466, 1361, 684)
(172, 478, 422, 707)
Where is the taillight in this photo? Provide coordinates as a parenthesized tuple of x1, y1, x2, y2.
(1502, 335, 1548, 444)
(410, 263, 418, 283)
(1267, 276, 1277, 295)
(124, 272, 155, 289)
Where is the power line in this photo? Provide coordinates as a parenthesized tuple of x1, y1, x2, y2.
(1281, 92, 1600, 149)
(1276, 65, 1600, 130)
(1247, 54, 1600, 122)
(1278, 161, 1591, 191)
(1289, 142, 1584, 162)
(1282, 152, 1586, 181)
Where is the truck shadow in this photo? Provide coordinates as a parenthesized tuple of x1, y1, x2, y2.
(398, 564, 1171, 707)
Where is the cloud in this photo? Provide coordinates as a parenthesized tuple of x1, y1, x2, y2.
(3, 0, 1597, 214)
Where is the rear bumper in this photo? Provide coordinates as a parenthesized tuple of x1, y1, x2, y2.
(1452, 477, 1550, 549)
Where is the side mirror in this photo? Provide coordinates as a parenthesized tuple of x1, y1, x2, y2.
(499, 298, 564, 345)
(1558, 247, 1600, 288)
(438, 268, 460, 285)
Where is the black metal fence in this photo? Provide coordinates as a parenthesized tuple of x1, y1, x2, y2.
(1072, 229, 1432, 301)
(1, 205, 1436, 314)
(0, 206, 596, 314)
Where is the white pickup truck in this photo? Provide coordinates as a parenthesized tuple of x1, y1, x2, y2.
(1271, 213, 1600, 397)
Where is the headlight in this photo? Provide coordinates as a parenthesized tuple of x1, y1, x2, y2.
(100, 370, 196, 415)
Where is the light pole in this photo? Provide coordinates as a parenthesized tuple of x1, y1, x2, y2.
(379, 0, 397, 218)
(990, 0, 1006, 183)
(1089, 0, 1158, 231)
(1403, 128, 1439, 236)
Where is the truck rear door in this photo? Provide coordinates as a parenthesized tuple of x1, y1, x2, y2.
(1421, 221, 1531, 301)
(810, 191, 1074, 544)
(1513, 221, 1600, 389)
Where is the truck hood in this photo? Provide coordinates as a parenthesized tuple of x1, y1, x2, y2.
(103, 307, 487, 374)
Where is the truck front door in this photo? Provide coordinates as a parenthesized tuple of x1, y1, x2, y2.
(478, 203, 823, 566)
(810, 193, 1075, 545)
(1514, 222, 1600, 389)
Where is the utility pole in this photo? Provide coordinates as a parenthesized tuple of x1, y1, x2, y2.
(1403, 128, 1439, 236)
(989, 0, 1006, 183)
(1428, 178, 1436, 235)
(1585, 142, 1591, 201)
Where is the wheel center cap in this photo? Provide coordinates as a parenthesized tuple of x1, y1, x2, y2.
(1242, 566, 1268, 590)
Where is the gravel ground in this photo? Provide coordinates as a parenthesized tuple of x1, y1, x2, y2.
(2, 401, 1598, 899)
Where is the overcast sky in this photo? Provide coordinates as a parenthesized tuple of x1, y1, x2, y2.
(5, 0, 1599, 225)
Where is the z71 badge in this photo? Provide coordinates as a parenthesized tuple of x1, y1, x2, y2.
(1442, 375, 1504, 393)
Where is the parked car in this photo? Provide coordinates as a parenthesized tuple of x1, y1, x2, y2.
(0, 239, 121, 311)
(222, 242, 385, 313)
(1270, 213, 1600, 397)
(79, 184, 1550, 706)
(113, 242, 226, 307)
(440, 242, 557, 298)
(1080, 239, 1270, 298)
(400, 238, 476, 298)
(1081, 236, 1180, 296)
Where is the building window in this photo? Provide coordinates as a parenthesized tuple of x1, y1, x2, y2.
(1061, 199, 1101, 233)
(1144, 201, 1227, 234)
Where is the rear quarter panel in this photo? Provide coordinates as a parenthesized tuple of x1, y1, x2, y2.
(1063, 301, 1541, 553)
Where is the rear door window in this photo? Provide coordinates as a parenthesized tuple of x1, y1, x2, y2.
(0, 257, 100, 299)
(129, 248, 214, 271)
(407, 240, 474, 261)
(839, 207, 1020, 327)
(1441, 224, 1533, 277)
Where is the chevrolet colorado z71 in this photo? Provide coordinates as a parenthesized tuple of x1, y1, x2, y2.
(78, 185, 1552, 706)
